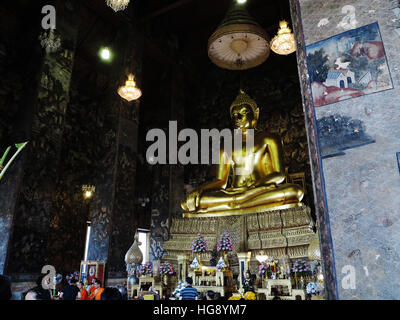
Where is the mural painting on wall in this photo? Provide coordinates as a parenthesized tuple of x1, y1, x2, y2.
(317, 115, 375, 159)
(306, 22, 393, 107)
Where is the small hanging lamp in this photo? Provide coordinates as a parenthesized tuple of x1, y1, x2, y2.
(207, 2, 270, 70)
(270, 20, 296, 55)
(118, 29, 142, 102)
(118, 74, 142, 102)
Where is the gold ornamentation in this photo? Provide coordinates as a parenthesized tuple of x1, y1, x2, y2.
(181, 91, 304, 216)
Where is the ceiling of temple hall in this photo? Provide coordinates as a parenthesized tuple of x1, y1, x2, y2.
(76, 0, 293, 70)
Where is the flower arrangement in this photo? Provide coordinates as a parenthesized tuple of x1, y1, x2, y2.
(190, 257, 200, 269)
(306, 282, 317, 295)
(159, 261, 174, 275)
(292, 259, 311, 276)
(191, 234, 208, 253)
(216, 257, 227, 271)
(228, 292, 256, 300)
(258, 261, 272, 277)
(217, 232, 234, 252)
(243, 291, 256, 300)
(66, 271, 80, 284)
(139, 263, 153, 276)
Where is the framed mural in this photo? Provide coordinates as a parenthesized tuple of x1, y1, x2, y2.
(306, 22, 393, 107)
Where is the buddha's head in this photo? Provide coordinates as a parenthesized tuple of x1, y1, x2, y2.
(230, 90, 259, 130)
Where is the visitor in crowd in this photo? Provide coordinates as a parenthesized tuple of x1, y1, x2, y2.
(77, 281, 89, 300)
(272, 293, 281, 300)
(205, 290, 215, 300)
(25, 275, 52, 300)
(89, 279, 104, 300)
(179, 277, 199, 300)
(100, 287, 123, 300)
(88, 278, 97, 297)
(59, 278, 80, 300)
(0, 275, 12, 300)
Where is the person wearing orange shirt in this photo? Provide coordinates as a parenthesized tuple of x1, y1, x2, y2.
(89, 279, 104, 300)
(88, 278, 97, 297)
(77, 281, 89, 300)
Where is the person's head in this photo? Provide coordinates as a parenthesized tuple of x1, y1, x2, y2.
(230, 90, 259, 130)
(77, 281, 83, 290)
(185, 277, 193, 286)
(91, 278, 97, 284)
(94, 279, 102, 288)
(206, 290, 215, 300)
(25, 287, 46, 300)
(101, 287, 122, 300)
(0, 275, 12, 300)
(70, 279, 78, 286)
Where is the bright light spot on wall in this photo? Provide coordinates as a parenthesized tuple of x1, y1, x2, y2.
(237, 0, 247, 4)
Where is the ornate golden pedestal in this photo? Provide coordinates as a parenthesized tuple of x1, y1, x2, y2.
(164, 205, 315, 265)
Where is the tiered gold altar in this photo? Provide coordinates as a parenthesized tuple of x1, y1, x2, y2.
(164, 205, 315, 268)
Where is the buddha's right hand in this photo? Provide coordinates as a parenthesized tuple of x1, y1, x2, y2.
(185, 189, 202, 211)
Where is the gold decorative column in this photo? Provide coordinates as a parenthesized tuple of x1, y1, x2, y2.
(237, 252, 252, 291)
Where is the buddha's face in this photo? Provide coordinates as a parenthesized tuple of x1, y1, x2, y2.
(231, 105, 256, 130)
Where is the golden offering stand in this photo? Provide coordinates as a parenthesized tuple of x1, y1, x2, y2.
(188, 266, 234, 297)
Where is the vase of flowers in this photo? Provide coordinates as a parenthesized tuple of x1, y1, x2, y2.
(138, 263, 153, 277)
(217, 232, 234, 269)
(191, 234, 208, 267)
(258, 261, 272, 280)
(291, 259, 311, 288)
(160, 261, 174, 285)
(216, 257, 227, 271)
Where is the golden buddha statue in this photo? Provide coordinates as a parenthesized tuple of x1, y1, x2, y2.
(181, 90, 304, 217)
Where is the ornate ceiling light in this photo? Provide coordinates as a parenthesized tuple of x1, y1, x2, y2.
(118, 73, 142, 102)
(270, 20, 296, 55)
(82, 185, 95, 199)
(207, 2, 270, 70)
(106, 0, 130, 12)
(39, 29, 61, 54)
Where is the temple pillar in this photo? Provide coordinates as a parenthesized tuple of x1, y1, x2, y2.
(290, 0, 400, 299)
(169, 67, 186, 219)
(86, 27, 143, 283)
(237, 252, 251, 291)
(177, 254, 189, 282)
(4, 1, 80, 279)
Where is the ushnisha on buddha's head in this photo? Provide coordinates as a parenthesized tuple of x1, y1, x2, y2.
(230, 90, 259, 130)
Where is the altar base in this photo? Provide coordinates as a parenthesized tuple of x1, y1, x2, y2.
(164, 205, 315, 265)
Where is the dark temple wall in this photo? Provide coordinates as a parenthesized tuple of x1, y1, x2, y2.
(5, 1, 81, 277)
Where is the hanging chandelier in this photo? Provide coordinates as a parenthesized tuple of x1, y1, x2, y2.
(118, 74, 142, 102)
(270, 20, 296, 55)
(39, 29, 61, 54)
(106, 0, 130, 12)
(207, 2, 270, 70)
